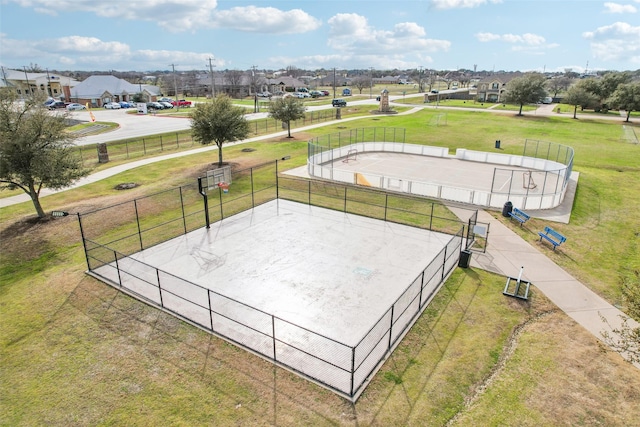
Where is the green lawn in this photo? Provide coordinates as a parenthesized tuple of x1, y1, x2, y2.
(1, 108, 639, 425)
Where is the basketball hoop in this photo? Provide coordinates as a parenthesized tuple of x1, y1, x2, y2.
(218, 182, 230, 193)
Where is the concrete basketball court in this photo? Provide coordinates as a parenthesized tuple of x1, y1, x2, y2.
(93, 199, 454, 346)
(321, 151, 560, 195)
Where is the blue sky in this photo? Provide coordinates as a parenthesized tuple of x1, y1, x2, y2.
(1, 0, 639, 73)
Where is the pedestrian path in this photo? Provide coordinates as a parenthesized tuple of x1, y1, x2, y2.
(453, 207, 639, 368)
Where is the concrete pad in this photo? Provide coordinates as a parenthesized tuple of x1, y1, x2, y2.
(95, 199, 452, 346)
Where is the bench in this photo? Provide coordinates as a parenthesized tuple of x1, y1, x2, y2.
(508, 207, 530, 226)
(538, 226, 566, 250)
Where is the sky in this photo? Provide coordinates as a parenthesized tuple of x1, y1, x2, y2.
(1, 0, 639, 73)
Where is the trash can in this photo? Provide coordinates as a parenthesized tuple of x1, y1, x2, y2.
(458, 249, 472, 268)
(495, 140, 501, 149)
(502, 201, 513, 217)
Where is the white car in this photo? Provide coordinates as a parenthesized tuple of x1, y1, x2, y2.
(103, 102, 121, 109)
(159, 102, 174, 109)
(66, 103, 86, 111)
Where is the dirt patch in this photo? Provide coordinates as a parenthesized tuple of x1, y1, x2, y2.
(114, 183, 139, 190)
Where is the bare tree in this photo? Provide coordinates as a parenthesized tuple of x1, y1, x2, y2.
(351, 76, 371, 94)
(546, 77, 573, 97)
(285, 65, 302, 78)
(225, 70, 244, 98)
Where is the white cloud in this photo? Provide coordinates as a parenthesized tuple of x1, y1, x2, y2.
(0, 33, 217, 70)
(604, 2, 637, 13)
(431, 0, 502, 9)
(6, 0, 320, 34)
(475, 32, 546, 45)
(327, 13, 450, 55)
(211, 6, 321, 34)
(583, 22, 640, 63)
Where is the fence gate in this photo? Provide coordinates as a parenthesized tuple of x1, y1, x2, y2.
(466, 212, 489, 254)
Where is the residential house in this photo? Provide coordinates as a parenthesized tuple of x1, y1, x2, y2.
(0, 67, 79, 99)
(69, 75, 161, 107)
(475, 73, 522, 102)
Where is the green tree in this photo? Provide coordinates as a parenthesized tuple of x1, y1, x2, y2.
(0, 89, 89, 218)
(503, 73, 548, 116)
(190, 95, 250, 165)
(607, 82, 640, 122)
(581, 72, 632, 111)
(268, 96, 306, 138)
(563, 83, 599, 119)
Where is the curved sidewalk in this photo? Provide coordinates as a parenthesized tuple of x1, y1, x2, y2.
(462, 208, 639, 368)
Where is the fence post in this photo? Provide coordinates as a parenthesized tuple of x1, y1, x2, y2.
(272, 317, 277, 361)
(176, 133, 179, 148)
(343, 187, 347, 212)
(76, 213, 91, 271)
(179, 187, 187, 234)
(388, 306, 394, 349)
(419, 271, 425, 306)
(126, 141, 130, 159)
(157, 269, 164, 307)
(429, 203, 434, 230)
(208, 290, 214, 330)
(308, 181, 311, 205)
(350, 347, 356, 397)
(142, 138, 146, 155)
(160, 135, 163, 151)
(441, 245, 448, 281)
(114, 250, 123, 286)
(134, 200, 143, 250)
(251, 167, 256, 206)
(384, 194, 389, 221)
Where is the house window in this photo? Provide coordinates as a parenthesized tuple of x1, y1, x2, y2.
(17, 89, 22, 94)
(491, 83, 499, 90)
(53, 89, 58, 94)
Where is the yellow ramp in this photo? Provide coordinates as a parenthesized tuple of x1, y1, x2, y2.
(356, 173, 372, 187)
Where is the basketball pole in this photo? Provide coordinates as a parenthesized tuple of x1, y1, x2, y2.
(198, 177, 210, 229)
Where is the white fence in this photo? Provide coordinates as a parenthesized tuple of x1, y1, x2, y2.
(308, 141, 571, 210)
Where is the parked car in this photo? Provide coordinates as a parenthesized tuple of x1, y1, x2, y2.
(146, 102, 164, 110)
(332, 99, 347, 107)
(103, 102, 121, 109)
(321, 90, 330, 96)
(159, 101, 174, 109)
(48, 101, 67, 110)
(171, 99, 192, 107)
(66, 103, 86, 111)
(256, 92, 272, 98)
(119, 101, 135, 108)
(159, 97, 174, 103)
(431, 90, 439, 94)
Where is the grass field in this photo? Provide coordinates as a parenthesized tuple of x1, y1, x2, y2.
(1, 107, 639, 425)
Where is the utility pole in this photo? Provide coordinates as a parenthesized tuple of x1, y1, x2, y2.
(251, 65, 258, 113)
(169, 63, 178, 107)
(369, 67, 373, 99)
(333, 67, 336, 99)
(208, 57, 216, 99)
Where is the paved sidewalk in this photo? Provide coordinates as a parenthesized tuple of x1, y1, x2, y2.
(454, 207, 640, 368)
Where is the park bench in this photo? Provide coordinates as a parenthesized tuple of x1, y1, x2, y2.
(508, 207, 530, 226)
(538, 226, 566, 250)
